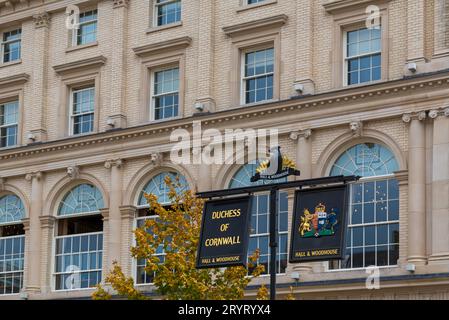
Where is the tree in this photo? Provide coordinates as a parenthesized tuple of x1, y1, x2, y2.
(93, 176, 265, 300)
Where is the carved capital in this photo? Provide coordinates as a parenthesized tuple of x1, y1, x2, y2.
(25, 172, 43, 182)
(33, 12, 51, 28)
(113, 0, 129, 8)
(21, 218, 31, 231)
(289, 129, 312, 140)
(429, 109, 440, 119)
(402, 113, 412, 123)
(67, 166, 80, 180)
(99, 208, 110, 220)
(403, 111, 427, 123)
(104, 159, 124, 169)
(444, 107, 449, 117)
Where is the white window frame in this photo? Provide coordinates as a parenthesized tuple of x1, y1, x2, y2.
(149, 66, 180, 122)
(72, 9, 98, 47)
(69, 86, 95, 136)
(1, 28, 21, 64)
(52, 230, 103, 292)
(240, 47, 275, 106)
(327, 174, 400, 271)
(0, 233, 25, 296)
(0, 101, 19, 149)
(343, 26, 382, 87)
(133, 213, 166, 286)
(153, 0, 182, 27)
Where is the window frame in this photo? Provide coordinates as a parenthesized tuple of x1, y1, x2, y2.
(330, 3, 389, 89)
(0, 100, 19, 149)
(71, 9, 98, 47)
(1, 28, 22, 64)
(240, 46, 275, 106)
(149, 65, 180, 122)
(343, 26, 382, 87)
(68, 86, 96, 137)
(153, 0, 182, 27)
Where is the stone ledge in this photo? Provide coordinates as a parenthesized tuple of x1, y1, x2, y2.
(222, 14, 287, 37)
(53, 55, 107, 75)
(133, 36, 192, 57)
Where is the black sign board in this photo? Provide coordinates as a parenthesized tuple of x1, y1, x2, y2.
(196, 196, 252, 269)
(290, 185, 349, 263)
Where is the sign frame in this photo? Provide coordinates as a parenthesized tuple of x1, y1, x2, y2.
(196, 195, 253, 269)
(289, 185, 349, 263)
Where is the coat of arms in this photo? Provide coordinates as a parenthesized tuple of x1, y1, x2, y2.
(299, 203, 338, 238)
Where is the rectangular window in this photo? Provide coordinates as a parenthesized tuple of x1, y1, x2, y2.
(74, 10, 97, 46)
(0, 101, 19, 149)
(154, 0, 181, 26)
(247, 192, 288, 275)
(345, 27, 381, 86)
(54, 233, 103, 290)
(329, 178, 399, 269)
(135, 214, 165, 285)
(1, 29, 21, 63)
(0, 233, 25, 295)
(70, 87, 95, 135)
(247, 0, 266, 4)
(242, 48, 274, 104)
(151, 67, 179, 121)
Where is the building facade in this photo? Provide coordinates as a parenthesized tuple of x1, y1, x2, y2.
(0, 0, 449, 300)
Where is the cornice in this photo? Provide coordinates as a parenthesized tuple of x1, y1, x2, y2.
(0, 72, 448, 166)
(323, 0, 391, 14)
(132, 36, 192, 57)
(0, 73, 29, 88)
(53, 55, 107, 75)
(222, 14, 288, 37)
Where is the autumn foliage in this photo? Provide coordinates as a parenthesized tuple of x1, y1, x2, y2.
(93, 176, 266, 300)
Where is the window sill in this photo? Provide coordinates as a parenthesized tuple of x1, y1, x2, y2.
(146, 21, 182, 34)
(148, 115, 182, 124)
(238, 98, 278, 108)
(66, 41, 98, 53)
(0, 59, 22, 69)
(237, 0, 277, 13)
(342, 79, 387, 90)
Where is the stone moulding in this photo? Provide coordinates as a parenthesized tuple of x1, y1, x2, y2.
(222, 14, 288, 37)
(0, 73, 29, 88)
(0, 72, 448, 163)
(323, 0, 392, 14)
(132, 36, 192, 57)
(52, 55, 107, 75)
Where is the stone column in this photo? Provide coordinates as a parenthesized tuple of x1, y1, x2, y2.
(119, 205, 137, 277)
(194, 0, 216, 113)
(294, 0, 314, 94)
(402, 112, 427, 265)
(428, 108, 449, 267)
(39, 215, 56, 294)
(288, 129, 313, 274)
(99, 208, 110, 277)
(29, 12, 50, 143)
(104, 159, 124, 270)
(23, 172, 44, 294)
(108, 0, 130, 128)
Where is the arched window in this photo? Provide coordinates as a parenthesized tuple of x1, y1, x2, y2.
(54, 184, 104, 290)
(329, 143, 400, 269)
(230, 163, 289, 275)
(0, 194, 25, 295)
(135, 171, 188, 285)
(138, 172, 188, 206)
(58, 184, 104, 216)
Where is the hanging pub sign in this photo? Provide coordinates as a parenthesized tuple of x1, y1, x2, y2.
(196, 196, 252, 269)
(290, 185, 349, 263)
(251, 146, 300, 182)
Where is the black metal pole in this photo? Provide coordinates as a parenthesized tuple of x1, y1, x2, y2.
(269, 188, 278, 300)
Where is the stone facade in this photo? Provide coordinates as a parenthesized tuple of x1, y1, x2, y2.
(0, 0, 449, 300)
